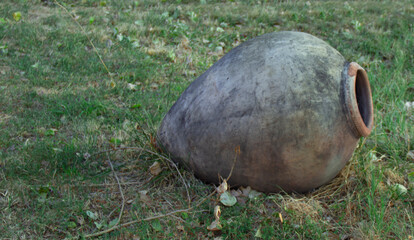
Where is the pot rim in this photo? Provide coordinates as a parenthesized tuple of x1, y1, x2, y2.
(342, 62, 374, 138)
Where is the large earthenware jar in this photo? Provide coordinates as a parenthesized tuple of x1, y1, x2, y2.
(157, 31, 373, 193)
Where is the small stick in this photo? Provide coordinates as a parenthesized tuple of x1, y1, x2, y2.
(53, 0, 112, 79)
(80, 190, 216, 238)
(144, 149, 192, 208)
(89, 146, 145, 157)
(92, 146, 192, 208)
(92, 190, 216, 235)
(71, 179, 150, 187)
(84, 153, 126, 238)
(226, 146, 240, 182)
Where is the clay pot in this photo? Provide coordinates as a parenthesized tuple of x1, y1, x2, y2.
(157, 31, 373, 193)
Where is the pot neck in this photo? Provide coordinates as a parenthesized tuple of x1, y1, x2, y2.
(342, 62, 374, 138)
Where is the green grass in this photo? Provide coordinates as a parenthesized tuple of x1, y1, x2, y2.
(0, 0, 413, 239)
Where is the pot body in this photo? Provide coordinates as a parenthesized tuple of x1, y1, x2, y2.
(157, 31, 373, 193)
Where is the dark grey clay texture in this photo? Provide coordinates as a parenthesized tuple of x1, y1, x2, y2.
(157, 31, 373, 193)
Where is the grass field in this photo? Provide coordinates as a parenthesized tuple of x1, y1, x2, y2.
(0, 0, 413, 239)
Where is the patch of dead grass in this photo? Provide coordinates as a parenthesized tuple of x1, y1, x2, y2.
(33, 86, 59, 96)
(282, 197, 324, 220)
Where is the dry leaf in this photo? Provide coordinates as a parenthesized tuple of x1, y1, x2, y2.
(248, 190, 262, 199)
(216, 179, 228, 194)
(220, 191, 237, 206)
(240, 186, 251, 196)
(180, 37, 191, 50)
(255, 227, 262, 238)
(392, 184, 408, 195)
(127, 83, 137, 90)
(149, 161, 162, 176)
(150, 83, 159, 90)
(214, 205, 221, 221)
(77, 215, 85, 225)
(230, 189, 242, 197)
(139, 190, 151, 205)
(207, 219, 222, 231)
(405, 101, 414, 111)
(407, 151, 414, 162)
(176, 225, 184, 231)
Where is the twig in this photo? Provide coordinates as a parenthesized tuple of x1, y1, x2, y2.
(84, 153, 125, 238)
(89, 146, 144, 157)
(91, 147, 145, 157)
(71, 179, 151, 187)
(53, 0, 112, 79)
(45, 225, 70, 236)
(92, 146, 192, 208)
(226, 146, 240, 182)
(144, 149, 192, 208)
(100, 190, 216, 232)
(80, 190, 215, 238)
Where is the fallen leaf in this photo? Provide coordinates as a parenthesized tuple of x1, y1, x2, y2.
(108, 218, 118, 228)
(405, 101, 414, 111)
(13, 12, 22, 21)
(213, 205, 221, 221)
(127, 83, 138, 90)
(152, 219, 163, 231)
(150, 83, 159, 90)
(77, 216, 85, 225)
(52, 148, 63, 152)
(216, 179, 228, 194)
(134, 20, 143, 25)
(139, 190, 151, 205)
(392, 184, 408, 195)
(240, 186, 251, 196)
(86, 211, 98, 220)
(176, 224, 184, 231)
(255, 227, 262, 238)
(149, 161, 162, 176)
(94, 221, 103, 229)
(230, 189, 242, 197)
(220, 191, 237, 206)
(67, 221, 77, 229)
(106, 39, 113, 48)
(407, 151, 414, 162)
(207, 219, 222, 231)
(214, 46, 223, 54)
(132, 41, 140, 48)
(248, 190, 262, 199)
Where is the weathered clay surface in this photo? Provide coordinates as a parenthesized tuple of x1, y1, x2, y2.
(157, 31, 373, 193)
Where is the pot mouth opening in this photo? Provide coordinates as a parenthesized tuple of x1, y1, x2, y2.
(344, 62, 374, 138)
(355, 69, 373, 128)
